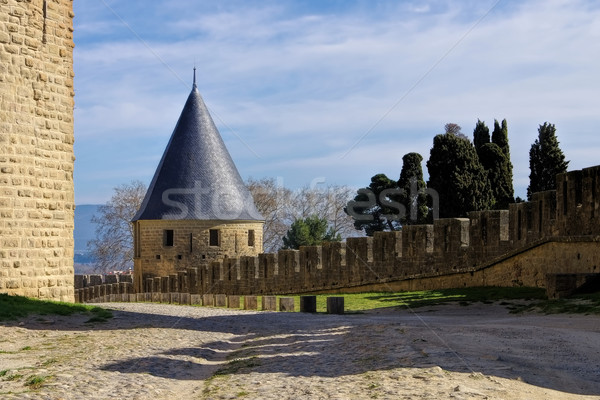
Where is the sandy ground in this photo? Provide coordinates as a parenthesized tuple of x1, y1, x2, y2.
(0, 301, 599, 399)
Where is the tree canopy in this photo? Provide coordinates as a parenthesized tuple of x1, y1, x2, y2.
(527, 122, 569, 198)
(282, 215, 341, 249)
(87, 180, 147, 273)
(345, 173, 401, 236)
(473, 119, 514, 209)
(473, 119, 490, 153)
(398, 152, 429, 225)
(427, 131, 493, 218)
(247, 178, 354, 252)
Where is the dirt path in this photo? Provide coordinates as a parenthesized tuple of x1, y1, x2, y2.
(0, 302, 598, 399)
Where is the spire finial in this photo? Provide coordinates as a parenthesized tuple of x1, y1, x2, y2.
(193, 67, 197, 88)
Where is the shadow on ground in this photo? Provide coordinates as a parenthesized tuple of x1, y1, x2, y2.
(2, 303, 599, 396)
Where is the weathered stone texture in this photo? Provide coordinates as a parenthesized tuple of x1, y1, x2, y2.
(0, 0, 75, 301)
(80, 165, 600, 302)
(132, 219, 263, 291)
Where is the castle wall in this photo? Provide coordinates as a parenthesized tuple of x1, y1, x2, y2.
(133, 219, 263, 291)
(556, 166, 600, 236)
(0, 0, 75, 301)
(79, 165, 600, 301)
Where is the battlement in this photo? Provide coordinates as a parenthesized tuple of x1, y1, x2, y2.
(77, 166, 600, 299)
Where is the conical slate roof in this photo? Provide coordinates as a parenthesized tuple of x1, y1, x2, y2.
(132, 78, 263, 222)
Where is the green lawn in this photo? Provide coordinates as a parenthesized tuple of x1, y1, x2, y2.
(273, 287, 599, 314)
(282, 286, 546, 313)
(0, 294, 112, 323)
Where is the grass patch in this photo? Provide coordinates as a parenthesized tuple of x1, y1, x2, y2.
(508, 292, 600, 315)
(4, 373, 23, 381)
(214, 357, 261, 376)
(24, 375, 48, 389)
(290, 287, 546, 312)
(40, 358, 58, 367)
(0, 293, 112, 323)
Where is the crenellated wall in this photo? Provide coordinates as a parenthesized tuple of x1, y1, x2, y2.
(76, 165, 600, 300)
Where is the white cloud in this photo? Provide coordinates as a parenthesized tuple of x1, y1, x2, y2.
(73, 0, 600, 203)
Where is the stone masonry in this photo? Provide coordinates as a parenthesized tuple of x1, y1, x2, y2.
(133, 219, 264, 291)
(0, 0, 75, 301)
(80, 165, 600, 301)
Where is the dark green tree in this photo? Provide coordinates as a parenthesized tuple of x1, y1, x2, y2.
(473, 119, 490, 154)
(282, 215, 341, 249)
(345, 173, 402, 236)
(477, 143, 513, 209)
(427, 131, 493, 218)
(492, 119, 510, 156)
(473, 119, 514, 209)
(397, 152, 429, 224)
(527, 122, 569, 199)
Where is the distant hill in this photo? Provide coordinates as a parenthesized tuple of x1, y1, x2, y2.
(74, 204, 100, 254)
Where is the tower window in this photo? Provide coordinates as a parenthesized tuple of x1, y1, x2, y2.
(248, 230, 255, 247)
(209, 229, 219, 246)
(164, 229, 174, 247)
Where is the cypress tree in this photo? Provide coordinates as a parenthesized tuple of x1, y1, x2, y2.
(398, 152, 429, 225)
(488, 118, 514, 207)
(478, 142, 513, 209)
(527, 122, 569, 199)
(427, 132, 493, 218)
(473, 119, 490, 155)
(492, 119, 510, 156)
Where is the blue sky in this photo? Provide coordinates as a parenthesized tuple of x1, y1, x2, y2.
(73, 0, 600, 204)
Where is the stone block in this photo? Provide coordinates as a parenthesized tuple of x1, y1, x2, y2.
(227, 295, 240, 308)
(300, 296, 317, 313)
(74, 274, 84, 289)
(180, 293, 190, 305)
(262, 295, 277, 311)
(279, 297, 295, 312)
(244, 295, 258, 310)
(161, 293, 170, 303)
(190, 294, 202, 305)
(171, 293, 180, 304)
(88, 274, 102, 286)
(326, 297, 344, 314)
(215, 294, 227, 307)
(203, 294, 214, 306)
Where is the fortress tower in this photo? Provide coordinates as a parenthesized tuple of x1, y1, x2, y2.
(0, 0, 75, 301)
(132, 72, 264, 291)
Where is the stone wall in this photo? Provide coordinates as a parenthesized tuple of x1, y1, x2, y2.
(133, 219, 264, 291)
(0, 0, 75, 301)
(79, 165, 600, 301)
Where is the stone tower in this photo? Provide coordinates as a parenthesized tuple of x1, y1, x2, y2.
(0, 0, 75, 301)
(132, 73, 264, 291)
